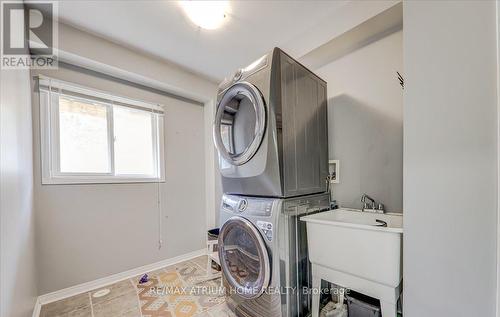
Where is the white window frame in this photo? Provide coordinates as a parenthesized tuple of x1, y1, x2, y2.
(38, 76, 166, 185)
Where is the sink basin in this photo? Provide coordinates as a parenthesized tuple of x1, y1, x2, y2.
(301, 208, 403, 288)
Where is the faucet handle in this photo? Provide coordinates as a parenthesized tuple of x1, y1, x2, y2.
(377, 203, 385, 212)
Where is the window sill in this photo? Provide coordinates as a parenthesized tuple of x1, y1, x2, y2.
(41, 176, 166, 185)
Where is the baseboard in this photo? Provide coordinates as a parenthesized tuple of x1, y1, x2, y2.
(31, 298, 41, 317)
(34, 248, 206, 314)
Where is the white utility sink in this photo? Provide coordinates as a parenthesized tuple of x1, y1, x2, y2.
(301, 209, 403, 317)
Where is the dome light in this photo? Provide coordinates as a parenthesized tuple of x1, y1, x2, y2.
(180, 1, 229, 30)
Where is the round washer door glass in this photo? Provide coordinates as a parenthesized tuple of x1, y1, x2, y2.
(218, 217, 270, 299)
(214, 82, 266, 166)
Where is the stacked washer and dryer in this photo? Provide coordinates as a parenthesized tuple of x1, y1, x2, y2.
(214, 48, 330, 317)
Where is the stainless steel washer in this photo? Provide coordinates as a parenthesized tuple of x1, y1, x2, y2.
(218, 192, 330, 317)
(213, 48, 329, 198)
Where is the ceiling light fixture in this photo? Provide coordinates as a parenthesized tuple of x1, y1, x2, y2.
(180, 1, 229, 30)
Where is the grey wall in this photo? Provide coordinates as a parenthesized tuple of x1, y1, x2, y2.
(404, 2, 497, 316)
(213, 30, 404, 217)
(0, 69, 38, 315)
(32, 66, 207, 294)
(315, 30, 403, 212)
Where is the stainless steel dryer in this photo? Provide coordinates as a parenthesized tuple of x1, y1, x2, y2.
(213, 48, 328, 198)
(218, 192, 330, 317)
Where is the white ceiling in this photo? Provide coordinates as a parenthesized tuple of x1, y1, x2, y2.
(56, 1, 349, 82)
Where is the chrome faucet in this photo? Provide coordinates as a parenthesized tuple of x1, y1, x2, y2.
(361, 194, 375, 211)
(361, 194, 385, 213)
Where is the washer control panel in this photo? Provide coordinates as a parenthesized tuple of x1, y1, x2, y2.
(222, 195, 274, 217)
(256, 221, 273, 241)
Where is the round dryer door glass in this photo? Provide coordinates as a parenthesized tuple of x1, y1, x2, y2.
(218, 217, 270, 299)
(214, 82, 266, 166)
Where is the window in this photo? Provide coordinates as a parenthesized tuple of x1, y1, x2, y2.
(38, 77, 165, 184)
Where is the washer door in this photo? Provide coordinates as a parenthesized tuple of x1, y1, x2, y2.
(213, 82, 266, 166)
(218, 216, 271, 299)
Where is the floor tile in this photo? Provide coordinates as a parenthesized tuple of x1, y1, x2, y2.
(131, 267, 166, 284)
(90, 279, 135, 304)
(39, 257, 232, 317)
(92, 291, 140, 317)
(40, 293, 90, 317)
(56, 306, 92, 317)
(175, 262, 207, 285)
(205, 303, 237, 317)
(190, 255, 220, 275)
(190, 255, 209, 270)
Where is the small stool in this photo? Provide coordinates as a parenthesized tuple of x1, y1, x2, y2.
(206, 239, 221, 277)
(205, 229, 222, 286)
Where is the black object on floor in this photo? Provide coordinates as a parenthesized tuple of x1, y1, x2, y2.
(346, 290, 381, 317)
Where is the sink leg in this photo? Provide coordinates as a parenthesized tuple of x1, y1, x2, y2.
(312, 275, 321, 317)
(381, 301, 397, 317)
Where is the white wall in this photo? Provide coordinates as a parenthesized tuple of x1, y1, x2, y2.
(314, 30, 403, 212)
(56, 23, 217, 103)
(212, 1, 404, 226)
(55, 22, 220, 234)
(24, 22, 220, 294)
(0, 68, 38, 316)
(284, 0, 400, 59)
(404, 1, 497, 316)
(32, 65, 208, 294)
(213, 30, 404, 219)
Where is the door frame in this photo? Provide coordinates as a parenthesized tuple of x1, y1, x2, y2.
(213, 82, 266, 166)
(496, 2, 500, 316)
(218, 216, 271, 299)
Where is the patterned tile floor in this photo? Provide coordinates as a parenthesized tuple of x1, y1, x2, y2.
(40, 256, 235, 317)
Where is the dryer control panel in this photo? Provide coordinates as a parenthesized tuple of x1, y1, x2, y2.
(222, 195, 274, 217)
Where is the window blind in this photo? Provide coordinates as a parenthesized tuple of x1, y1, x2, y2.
(37, 75, 164, 114)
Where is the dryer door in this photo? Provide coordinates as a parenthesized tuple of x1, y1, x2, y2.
(218, 216, 271, 299)
(213, 82, 266, 166)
